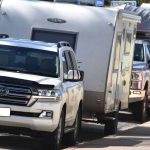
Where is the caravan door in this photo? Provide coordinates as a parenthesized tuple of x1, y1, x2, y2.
(119, 22, 136, 109)
(105, 22, 136, 112)
(105, 32, 122, 112)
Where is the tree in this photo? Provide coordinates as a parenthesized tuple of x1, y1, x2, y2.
(136, 0, 149, 6)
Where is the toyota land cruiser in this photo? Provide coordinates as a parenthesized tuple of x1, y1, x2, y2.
(0, 38, 84, 150)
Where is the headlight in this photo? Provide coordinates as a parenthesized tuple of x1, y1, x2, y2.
(131, 72, 143, 90)
(134, 73, 139, 79)
(132, 72, 143, 80)
(38, 89, 52, 96)
(38, 89, 61, 101)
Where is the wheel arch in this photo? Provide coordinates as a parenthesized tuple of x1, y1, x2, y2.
(62, 103, 66, 118)
(144, 81, 148, 90)
(78, 100, 83, 129)
(79, 100, 83, 113)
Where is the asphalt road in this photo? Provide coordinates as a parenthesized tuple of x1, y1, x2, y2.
(0, 112, 144, 150)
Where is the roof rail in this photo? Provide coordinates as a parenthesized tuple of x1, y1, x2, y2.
(57, 41, 70, 48)
(0, 34, 9, 39)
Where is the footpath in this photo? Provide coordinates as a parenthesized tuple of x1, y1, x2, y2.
(65, 121, 150, 150)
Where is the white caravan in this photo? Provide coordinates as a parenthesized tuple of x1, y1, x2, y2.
(0, 0, 140, 134)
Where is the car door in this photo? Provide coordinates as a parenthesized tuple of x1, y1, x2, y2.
(62, 50, 79, 123)
(68, 51, 81, 117)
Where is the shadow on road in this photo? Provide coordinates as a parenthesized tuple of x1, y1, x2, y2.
(0, 123, 104, 150)
(78, 122, 104, 142)
(75, 125, 150, 148)
(0, 111, 148, 150)
(0, 135, 42, 150)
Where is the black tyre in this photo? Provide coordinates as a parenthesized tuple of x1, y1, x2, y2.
(147, 107, 150, 118)
(131, 90, 148, 122)
(44, 110, 65, 150)
(65, 107, 81, 146)
(104, 111, 118, 135)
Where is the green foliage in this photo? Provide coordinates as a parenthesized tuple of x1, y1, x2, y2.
(137, 0, 150, 5)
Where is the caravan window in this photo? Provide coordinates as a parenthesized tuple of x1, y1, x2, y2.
(32, 29, 77, 50)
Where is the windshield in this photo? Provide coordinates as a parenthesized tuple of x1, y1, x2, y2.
(134, 44, 144, 62)
(0, 45, 59, 77)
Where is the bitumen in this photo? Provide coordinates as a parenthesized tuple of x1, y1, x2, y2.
(65, 121, 150, 150)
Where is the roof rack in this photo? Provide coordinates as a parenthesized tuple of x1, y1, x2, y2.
(0, 34, 9, 39)
(57, 41, 70, 48)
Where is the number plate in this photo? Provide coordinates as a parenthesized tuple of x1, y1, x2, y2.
(0, 108, 11, 117)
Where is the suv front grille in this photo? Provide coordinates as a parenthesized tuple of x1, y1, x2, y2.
(0, 84, 32, 106)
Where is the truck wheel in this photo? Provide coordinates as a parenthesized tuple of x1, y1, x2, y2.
(44, 110, 65, 150)
(104, 111, 118, 135)
(147, 107, 150, 118)
(65, 107, 81, 146)
(132, 91, 148, 122)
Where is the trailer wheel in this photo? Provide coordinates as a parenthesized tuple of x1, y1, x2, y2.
(132, 90, 148, 122)
(43, 110, 65, 150)
(104, 111, 118, 135)
(65, 107, 81, 146)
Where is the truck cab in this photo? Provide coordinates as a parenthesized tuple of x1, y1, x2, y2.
(0, 38, 83, 150)
(129, 40, 150, 122)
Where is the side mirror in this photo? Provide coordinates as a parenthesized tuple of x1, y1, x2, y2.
(78, 70, 84, 81)
(67, 70, 74, 80)
(64, 70, 84, 81)
(64, 70, 74, 81)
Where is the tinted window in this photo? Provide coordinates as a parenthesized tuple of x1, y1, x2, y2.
(134, 44, 144, 62)
(147, 44, 150, 53)
(69, 51, 78, 70)
(65, 51, 73, 70)
(0, 45, 59, 77)
(62, 52, 68, 74)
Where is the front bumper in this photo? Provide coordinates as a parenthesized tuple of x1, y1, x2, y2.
(129, 90, 145, 103)
(0, 100, 62, 133)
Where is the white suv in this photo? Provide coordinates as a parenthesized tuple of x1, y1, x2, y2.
(129, 40, 150, 122)
(0, 38, 84, 150)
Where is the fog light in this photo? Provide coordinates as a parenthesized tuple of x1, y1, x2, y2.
(39, 111, 53, 119)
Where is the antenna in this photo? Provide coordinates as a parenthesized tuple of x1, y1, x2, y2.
(0, 0, 4, 9)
